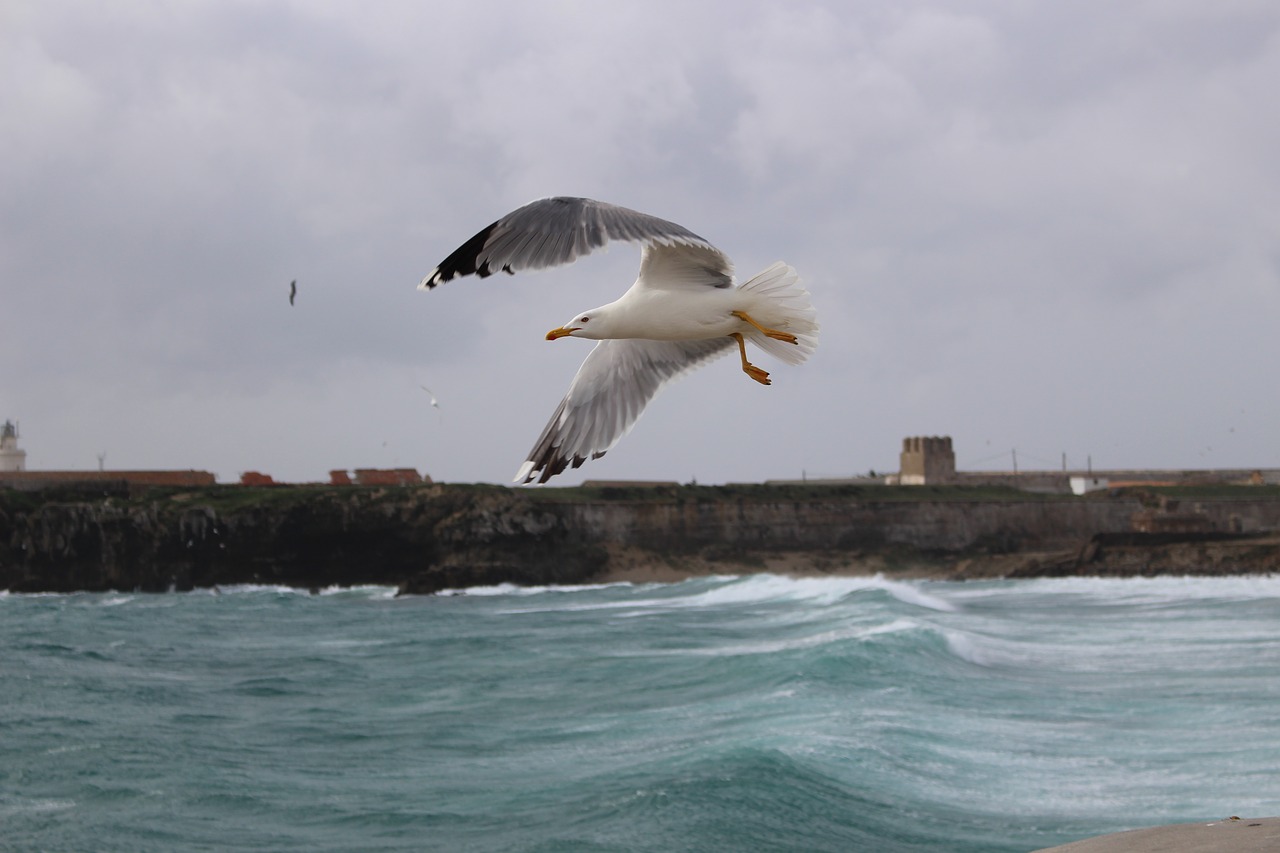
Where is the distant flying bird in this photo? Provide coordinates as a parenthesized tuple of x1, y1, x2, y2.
(289, 279, 297, 306)
(419, 197, 818, 484)
(419, 385, 440, 408)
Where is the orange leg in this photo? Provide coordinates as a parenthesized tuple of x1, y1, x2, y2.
(732, 310, 798, 345)
(731, 332, 771, 385)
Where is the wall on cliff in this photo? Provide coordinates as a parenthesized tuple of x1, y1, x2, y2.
(558, 494, 1280, 553)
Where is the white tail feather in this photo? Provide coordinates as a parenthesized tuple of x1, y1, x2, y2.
(736, 262, 819, 366)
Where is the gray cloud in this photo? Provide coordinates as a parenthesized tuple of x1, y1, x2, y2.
(2, 1, 1277, 484)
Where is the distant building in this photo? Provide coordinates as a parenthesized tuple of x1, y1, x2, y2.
(329, 468, 430, 486)
(898, 436, 955, 485)
(0, 420, 25, 472)
(1070, 476, 1109, 495)
(354, 468, 425, 486)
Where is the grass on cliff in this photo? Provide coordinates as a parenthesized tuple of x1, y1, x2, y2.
(525, 482, 1068, 503)
(6, 480, 1278, 517)
(1113, 484, 1280, 500)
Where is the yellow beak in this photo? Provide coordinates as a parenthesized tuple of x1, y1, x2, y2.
(545, 326, 579, 340)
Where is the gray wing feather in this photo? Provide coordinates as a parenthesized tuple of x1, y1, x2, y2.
(514, 337, 736, 484)
(420, 197, 729, 289)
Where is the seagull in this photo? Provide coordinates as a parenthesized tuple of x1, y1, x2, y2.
(419, 197, 818, 484)
(420, 385, 441, 408)
(289, 279, 297, 306)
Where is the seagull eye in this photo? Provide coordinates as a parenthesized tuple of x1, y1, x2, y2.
(579, 316, 590, 324)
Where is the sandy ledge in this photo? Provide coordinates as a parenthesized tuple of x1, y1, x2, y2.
(1032, 816, 1280, 852)
(593, 543, 984, 585)
(587, 534, 1280, 586)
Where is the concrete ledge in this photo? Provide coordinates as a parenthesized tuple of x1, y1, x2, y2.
(1034, 816, 1280, 852)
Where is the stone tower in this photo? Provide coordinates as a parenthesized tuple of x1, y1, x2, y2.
(899, 436, 955, 485)
(0, 420, 26, 472)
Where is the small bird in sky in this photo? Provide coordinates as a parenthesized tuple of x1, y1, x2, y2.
(420, 385, 441, 408)
(289, 279, 297, 306)
(419, 196, 819, 484)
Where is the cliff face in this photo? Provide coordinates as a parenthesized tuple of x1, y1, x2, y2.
(2, 483, 1277, 593)
(0, 486, 604, 594)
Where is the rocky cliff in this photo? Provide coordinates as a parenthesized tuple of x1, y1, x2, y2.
(2, 482, 1277, 593)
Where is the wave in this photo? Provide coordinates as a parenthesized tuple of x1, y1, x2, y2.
(0, 798, 77, 819)
(480, 576, 963, 627)
(206, 584, 313, 596)
(197, 584, 391, 598)
(673, 574, 958, 612)
(675, 617, 926, 658)
(315, 584, 399, 599)
(446, 581, 636, 597)
(951, 575, 1280, 608)
(481, 571, 962, 604)
(939, 627, 1004, 668)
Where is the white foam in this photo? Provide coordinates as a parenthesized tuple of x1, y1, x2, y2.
(472, 575, 962, 621)
(0, 798, 76, 818)
(650, 617, 925, 658)
(313, 638, 391, 649)
(941, 628, 999, 667)
(316, 584, 399, 599)
(874, 579, 958, 612)
(678, 574, 958, 612)
(968, 575, 1280, 607)
(860, 616, 924, 638)
(441, 581, 635, 597)
(212, 584, 311, 596)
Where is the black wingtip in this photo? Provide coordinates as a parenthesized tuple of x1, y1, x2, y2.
(425, 219, 502, 287)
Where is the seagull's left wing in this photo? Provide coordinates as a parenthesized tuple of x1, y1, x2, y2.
(515, 337, 735, 484)
(420, 197, 727, 290)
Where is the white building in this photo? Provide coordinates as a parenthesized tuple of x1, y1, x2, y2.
(1069, 475, 1108, 495)
(1, 420, 26, 471)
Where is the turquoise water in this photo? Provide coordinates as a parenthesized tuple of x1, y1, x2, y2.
(3, 574, 1278, 852)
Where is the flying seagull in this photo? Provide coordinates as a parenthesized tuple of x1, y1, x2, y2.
(419, 385, 441, 408)
(289, 279, 297, 306)
(419, 197, 818, 484)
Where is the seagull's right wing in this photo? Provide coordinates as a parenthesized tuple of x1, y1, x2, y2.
(420, 197, 727, 289)
(514, 337, 735, 484)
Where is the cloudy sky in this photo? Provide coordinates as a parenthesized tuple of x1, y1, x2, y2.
(3, 1, 1277, 486)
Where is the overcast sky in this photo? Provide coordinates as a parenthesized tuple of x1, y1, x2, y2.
(3, 1, 1277, 486)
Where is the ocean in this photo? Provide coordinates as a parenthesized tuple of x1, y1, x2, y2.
(3, 574, 1278, 852)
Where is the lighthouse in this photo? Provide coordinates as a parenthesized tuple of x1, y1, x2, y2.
(0, 420, 26, 472)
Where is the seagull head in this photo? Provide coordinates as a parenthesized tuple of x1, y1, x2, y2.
(546, 303, 618, 341)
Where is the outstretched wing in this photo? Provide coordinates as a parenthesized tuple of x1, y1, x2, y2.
(420, 197, 730, 290)
(514, 337, 736, 484)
